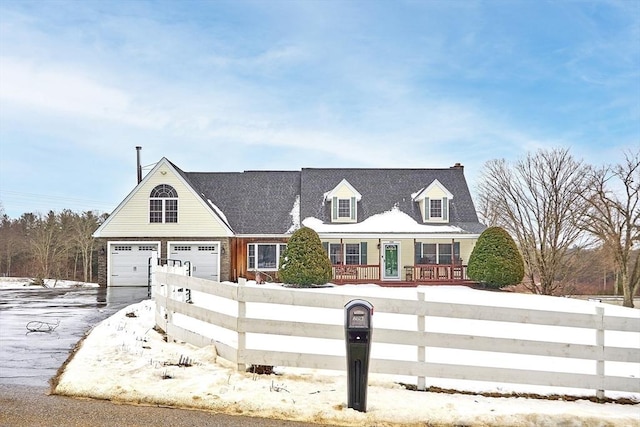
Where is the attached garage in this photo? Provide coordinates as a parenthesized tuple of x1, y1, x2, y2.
(109, 242, 160, 287)
(169, 242, 220, 281)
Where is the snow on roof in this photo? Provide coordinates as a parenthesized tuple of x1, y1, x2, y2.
(302, 205, 463, 233)
(286, 195, 301, 234)
(207, 198, 231, 228)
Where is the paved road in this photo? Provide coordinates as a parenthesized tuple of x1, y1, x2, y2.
(0, 286, 323, 426)
(0, 385, 319, 427)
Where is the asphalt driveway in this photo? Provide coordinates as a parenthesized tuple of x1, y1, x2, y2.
(0, 286, 322, 426)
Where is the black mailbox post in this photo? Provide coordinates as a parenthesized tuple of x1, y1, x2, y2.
(344, 299, 373, 412)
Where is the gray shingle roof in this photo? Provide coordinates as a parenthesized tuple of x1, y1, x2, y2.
(173, 162, 484, 235)
(300, 167, 480, 226)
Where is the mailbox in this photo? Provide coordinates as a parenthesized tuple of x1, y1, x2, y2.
(344, 299, 373, 412)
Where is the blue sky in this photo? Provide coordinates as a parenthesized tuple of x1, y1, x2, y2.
(1, 0, 638, 219)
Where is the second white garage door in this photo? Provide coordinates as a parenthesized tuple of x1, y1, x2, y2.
(169, 242, 220, 281)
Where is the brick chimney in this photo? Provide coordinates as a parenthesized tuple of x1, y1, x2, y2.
(451, 162, 464, 169)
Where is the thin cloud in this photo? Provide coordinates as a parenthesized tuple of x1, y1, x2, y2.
(0, 0, 637, 218)
(1, 58, 130, 119)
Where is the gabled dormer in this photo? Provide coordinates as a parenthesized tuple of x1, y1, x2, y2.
(324, 179, 362, 223)
(412, 179, 453, 223)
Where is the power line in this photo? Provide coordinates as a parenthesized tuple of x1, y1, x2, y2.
(0, 190, 116, 216)
(0, 190, 115, 207)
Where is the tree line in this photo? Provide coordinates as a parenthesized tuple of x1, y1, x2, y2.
(0, 208, 107, 284)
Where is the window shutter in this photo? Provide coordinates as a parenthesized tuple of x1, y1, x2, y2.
(414, 242, 421, 264)
(322, 242, 328, 254)
(332, 197, 338, 220)
(443, 197, 448, 221)
(350, 197, 356, 220)
(454, 242, 460, 262)
(360, 242, 367, 264)
(425, 197, 430, 220)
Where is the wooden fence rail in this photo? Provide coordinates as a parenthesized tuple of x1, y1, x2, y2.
(152, 267, 640, 399)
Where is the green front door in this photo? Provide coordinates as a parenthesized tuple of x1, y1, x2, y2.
(382, 242, 399, 280)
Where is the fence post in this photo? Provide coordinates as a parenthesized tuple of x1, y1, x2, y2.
(237, 277, 247, 372)
(417, 291, 426, 391)
(154, 266, 161, 325)
(165, 267, 174, 343)
(596, 305, 605, 400)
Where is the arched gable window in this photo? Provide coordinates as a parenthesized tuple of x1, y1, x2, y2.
(149, 184, 178, 223)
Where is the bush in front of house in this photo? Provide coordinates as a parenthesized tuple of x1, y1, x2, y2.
(279, 226, 332, 287)
(467, 226, 524, 289)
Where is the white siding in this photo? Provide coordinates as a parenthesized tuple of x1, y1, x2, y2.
(98, 162, 231, 237)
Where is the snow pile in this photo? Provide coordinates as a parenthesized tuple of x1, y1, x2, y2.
(286, 195, 301, 234)
(302, 205, 463, 233)
(54, 291, 640, 426)
(0, 277, 98, 289)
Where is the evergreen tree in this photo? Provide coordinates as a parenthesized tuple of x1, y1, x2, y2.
(467, 226, 524, 289)
(279, 227, 332, 287)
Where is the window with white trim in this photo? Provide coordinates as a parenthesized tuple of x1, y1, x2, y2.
(330, 196, 357, 222)
(338, 199, 351, 218)
(328, 243, 342, 264)
(421, 243, 437, 263)
(424, 196, 449, 222)
(416, 242, 460, 264)
(150, 184, 178, 223)
(247, 243, 287, 271)
(344, 243, 361, 265)
(438, 243, 453, 264)
(430, 199, 442, 218)
(324, 242, 367, 265)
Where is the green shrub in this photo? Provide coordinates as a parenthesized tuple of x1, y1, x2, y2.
(279, 227, 332, 287)
(467, 226, 524, 289)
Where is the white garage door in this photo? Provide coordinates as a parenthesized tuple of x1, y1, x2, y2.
(169, 243, 219, 281)
(110, 243, 158, 287)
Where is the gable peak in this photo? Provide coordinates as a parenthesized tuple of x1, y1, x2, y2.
(324, 178, 362, 201)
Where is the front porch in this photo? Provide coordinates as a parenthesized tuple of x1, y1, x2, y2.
(331, 263, 474, 287)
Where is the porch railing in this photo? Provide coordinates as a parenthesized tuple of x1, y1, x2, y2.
(332, 264, 380, 283)
(330, 263, 469, 284)
(404, 264, 468, 282)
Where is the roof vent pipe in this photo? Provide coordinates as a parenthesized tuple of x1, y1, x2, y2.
(136, 146, 142, 184)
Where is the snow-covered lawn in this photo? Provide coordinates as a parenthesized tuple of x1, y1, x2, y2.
(0, 277, 99, 289)
(49, 281, 640, 426)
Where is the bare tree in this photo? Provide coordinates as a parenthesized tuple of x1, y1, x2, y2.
(476, 191, 501, 227)
(579, 150, 640, 307)
(0, 214, 26, 276)
(477, 148, 591, 295)
(72, 211, 103, 282)
(28, 211, 67, 281)
(57, 209, 79, 279)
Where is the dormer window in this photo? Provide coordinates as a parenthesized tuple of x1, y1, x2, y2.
(430, 199, 442, 218)
(325, 179, 362, 223)
(412, 179, 452, 223)
(150, 184, 178, 223)
(426, 197, 448, 221)
(338, 198, 352, 218)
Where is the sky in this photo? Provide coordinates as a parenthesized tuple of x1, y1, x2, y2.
(2, 278, 636, 426)
(1, 0, 639, 219)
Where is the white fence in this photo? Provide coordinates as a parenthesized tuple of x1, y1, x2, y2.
(152, 267, 640, 399)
